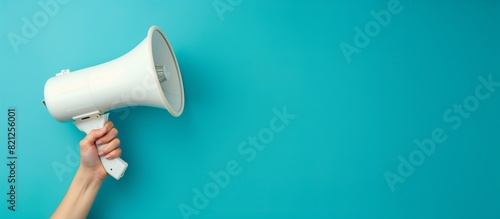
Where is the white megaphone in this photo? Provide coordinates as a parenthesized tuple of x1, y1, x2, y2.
(42, 26, 185, 180)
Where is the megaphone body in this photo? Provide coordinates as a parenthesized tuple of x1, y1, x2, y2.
(43, 26, 184, 180)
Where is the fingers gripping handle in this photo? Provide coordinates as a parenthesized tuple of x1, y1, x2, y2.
(73, 113, 128, 180)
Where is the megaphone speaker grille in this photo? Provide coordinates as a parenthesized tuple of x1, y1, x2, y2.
(155, 65, 170, 83)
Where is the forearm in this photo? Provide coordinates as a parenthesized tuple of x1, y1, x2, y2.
(51, 167, 103, 219)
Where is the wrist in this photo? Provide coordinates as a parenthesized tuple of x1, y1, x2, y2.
(76, 167, 105, 185)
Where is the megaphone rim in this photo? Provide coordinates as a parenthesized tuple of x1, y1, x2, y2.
(146, 25, 185, 117)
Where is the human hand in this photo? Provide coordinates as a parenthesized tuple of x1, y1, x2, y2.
(78, 121, 122, 181)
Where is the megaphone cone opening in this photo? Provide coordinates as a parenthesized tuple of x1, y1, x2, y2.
(149, 26, 185, 117)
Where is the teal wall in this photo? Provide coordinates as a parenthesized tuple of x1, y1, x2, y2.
(1, 0, 499, 218)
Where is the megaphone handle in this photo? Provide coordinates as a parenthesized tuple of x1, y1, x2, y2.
(96, 144, 128, 180)
(74, 113, 128, 180)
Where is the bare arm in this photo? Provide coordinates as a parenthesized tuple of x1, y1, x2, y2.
(51, 121, 122, 219)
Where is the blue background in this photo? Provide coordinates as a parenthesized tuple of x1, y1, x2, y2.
(1, 0, 500, 218)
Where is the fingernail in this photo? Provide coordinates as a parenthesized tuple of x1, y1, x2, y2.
(96, 140, 102, 145)
(105, 154, 111, 159)
(98, 151, 104, 156)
